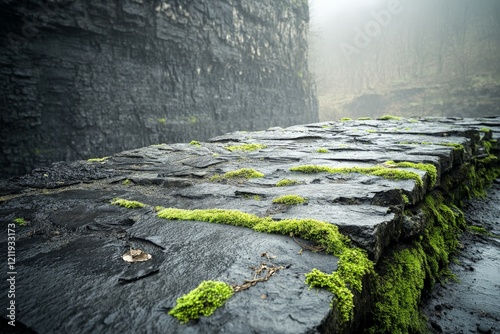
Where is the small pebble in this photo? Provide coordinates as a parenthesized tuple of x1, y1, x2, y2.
(477, 324, 492, 333)
(431, 320, 443, 333)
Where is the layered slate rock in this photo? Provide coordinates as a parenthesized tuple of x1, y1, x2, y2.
(0, 0, 317, 178)
(0, 116, 499, 333)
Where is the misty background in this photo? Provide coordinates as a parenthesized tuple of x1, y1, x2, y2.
(308, 0, 500, 120)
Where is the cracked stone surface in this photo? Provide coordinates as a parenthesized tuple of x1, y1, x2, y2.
(0, 116, 499, 333)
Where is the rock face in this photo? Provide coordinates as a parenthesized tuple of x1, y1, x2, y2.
(0, 116, 499, 334)
(0, 0, 317, 178)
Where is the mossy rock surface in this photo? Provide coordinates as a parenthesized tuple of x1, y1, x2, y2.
(1, 116, 499, 334)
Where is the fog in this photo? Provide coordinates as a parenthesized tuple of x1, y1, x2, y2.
(308, 0, 500, 120)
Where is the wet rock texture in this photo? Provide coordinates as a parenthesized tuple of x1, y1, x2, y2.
(0, 116, 499, 333)
(422, 181, 500, 334)
(0, 0, 317, 178)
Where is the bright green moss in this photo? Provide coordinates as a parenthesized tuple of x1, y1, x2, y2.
(306, 248, 374, 323)
(276, 179, 301, 187)
(14, 217, 27, 226)
(189, 140, 201, 147)
(224, 143, 267, 152)
(340, 117, 352, 122)
(439, 142, 465, 151)
(480, 127, 490, 133)
(483, 141, 493, 154)
(385, 161, 437, 188)
(370, 195, 466, 333)
(369, 245, 428, 334)
(87, 156, 109, 163)
(467, 225, 491, 236)
(272, 194, 306, 205)
(316, 148, 329, 153)
(111, 198, 146, 209)
(158, 208, 263, 229)
(305, 269, 354, 323)
(290, 164, 424, 188)
(211, 168, 265, 181)
(223, 168, 265, 179)
(122, 179, 132, 186)
(357, 117, 372, 120)
(158, 117, 166, 124)
(402, 194, 409, 204)
(370, 168, 423, 188)
(169, 280, 234, 323)
(377, 115, 401, 121)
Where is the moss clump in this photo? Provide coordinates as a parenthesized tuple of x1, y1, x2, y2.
(272, 194, 306, 205)
(385, 160, 437, 188)
(111, 198, 146, 209)
(276, 179, 301, 187)
(222, 168, 264, 179)
(316, 148, 329, 153)
(467, 225, 491, 235)
(87, 156, 109, 163)
(290, 164, 424, 188)
(306, 248, 374, 323)
(169, 280, 234, 323)
(340, 118, 352, 122)
(369, 245, 428, 334)
(158, 208, 263, 228)
(158, 207, 374, 324)
(370, 194, 466, 333)
(14, 217, 27, 226)
(189, 140, 201, 147)
(480, 127, 490, 133)
(377, 115, 401, 121)
(224, 143, 267, 152)
(402, 194, 409, 204)
(439, 142, 465, 151)
(358, 117, 372, 120)
(122, 179, 132, 186)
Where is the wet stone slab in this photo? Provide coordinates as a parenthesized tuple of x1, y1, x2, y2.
(0, 116, 499, 333)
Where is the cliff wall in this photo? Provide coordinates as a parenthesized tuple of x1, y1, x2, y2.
(0, 0, 317, 178)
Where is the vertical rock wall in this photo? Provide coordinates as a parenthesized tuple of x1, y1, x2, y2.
(0, 0, 317, 178)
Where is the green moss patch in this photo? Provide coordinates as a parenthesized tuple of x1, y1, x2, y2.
(211, 168, 265, 181)
(290, 164, 425, 188)
(316, 148, 329, 153)
(340, 118, 352, 122)
(272, 194, 307, 205)
(377, 115, 402, 121)
(385, 160, 437, 188)
(169, 280, 234, 323)
(158, 208, 262, 229)
(111, 198, 146, 209)
(224, 143, 267, 152)
(276, 179, 301, 187)
(358, 117, 372, 120)
(369, 194, 466, 333)
(14, 217, 27, 226)
(189, 140, 201, 147)
(306, 248, 374, 323)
